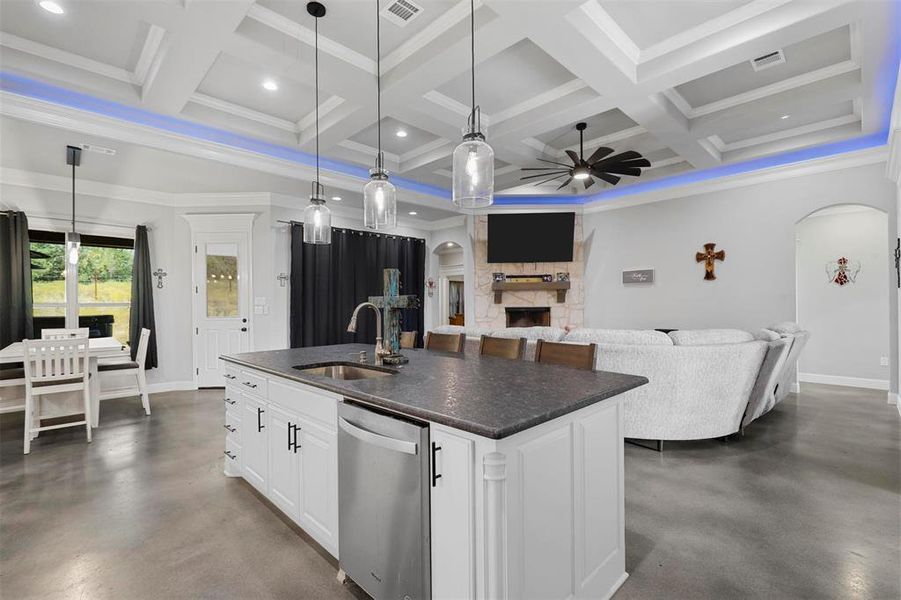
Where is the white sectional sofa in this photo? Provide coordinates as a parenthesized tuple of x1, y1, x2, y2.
(430, 323, 808, 442)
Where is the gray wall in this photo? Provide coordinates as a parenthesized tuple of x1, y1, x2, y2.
(582, 162, 898, 391)
(796, 207, 889, 383)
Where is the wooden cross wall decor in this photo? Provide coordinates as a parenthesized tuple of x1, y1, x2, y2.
(695, 243, 725, 280)
(369, 268, 421, 356)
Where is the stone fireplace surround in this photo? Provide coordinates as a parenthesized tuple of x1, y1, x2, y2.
(474, 215, 584, 330)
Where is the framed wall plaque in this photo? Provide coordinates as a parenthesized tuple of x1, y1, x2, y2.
(622, 269, 654, 284)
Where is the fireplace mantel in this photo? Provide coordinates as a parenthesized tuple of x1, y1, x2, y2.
(491, 280, 570, 304)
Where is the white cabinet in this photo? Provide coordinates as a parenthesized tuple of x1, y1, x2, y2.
(297, 417, 338, 554)
(268, 404, 301, 520)
(242, 393, 268, 494)
(222, 361, 339, 559)
(430, 427, 476, 600)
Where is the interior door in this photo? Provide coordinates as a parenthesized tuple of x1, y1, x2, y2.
(194, 232, 251, 387)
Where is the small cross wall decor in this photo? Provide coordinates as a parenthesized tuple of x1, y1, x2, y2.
(695, 243, 725, 280)
(152, 268, 167, 289)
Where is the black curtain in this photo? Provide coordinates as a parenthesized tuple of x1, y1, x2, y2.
(129, 225, 158, 368)
(0, 211, 34, 349)
(290, 225, 425, 348)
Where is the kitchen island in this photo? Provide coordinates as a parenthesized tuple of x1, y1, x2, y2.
(221, 343, 647, 600)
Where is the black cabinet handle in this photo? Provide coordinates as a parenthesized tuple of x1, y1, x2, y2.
(243, 381, 257, 389)
(431, 442, 442, 487)
(224, 424, 236, 433)
(287, 422, 293, 451)
(257, 407, 265, 431)
(293, 423, 301, 453)
(223, 397, 236, 405)
(224, 374, 236, 380)
(224, 450, 237, 460)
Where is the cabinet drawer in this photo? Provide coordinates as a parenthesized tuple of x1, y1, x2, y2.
(224, 437, 242, 473)
(222, 363, 241, 384)
(238, 370, 267, 397)
(225, 410, 241, 442)
(269, 378, 337, 429)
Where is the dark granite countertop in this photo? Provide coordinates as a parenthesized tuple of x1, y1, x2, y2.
(221, 343, 647, 440)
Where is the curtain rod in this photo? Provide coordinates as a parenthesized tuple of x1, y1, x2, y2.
(9, 212, 149, 231)
(277, 220, 424, 242)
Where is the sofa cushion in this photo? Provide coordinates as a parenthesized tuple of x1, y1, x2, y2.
(768, 321, 802, 334)
(432, 325, 492, 339)
(491, 326, 566, 342)
(752, 328, 782, 342)
(564, 328, 673, 346)
(668, 329, 755, 346)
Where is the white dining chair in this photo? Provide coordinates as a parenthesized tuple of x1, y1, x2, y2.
(97, 328, 151, 416)
(42, 327, 90, 340)
(22, 337, 92, 454)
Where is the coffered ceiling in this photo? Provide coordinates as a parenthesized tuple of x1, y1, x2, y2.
(0, 0, 897, 214)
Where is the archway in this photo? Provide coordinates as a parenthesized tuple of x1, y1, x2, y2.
(795, 204, 890, 390)
(433, 241, 465, 327)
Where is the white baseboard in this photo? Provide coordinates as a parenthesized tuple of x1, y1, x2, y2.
(790, 382, 800, 394)
(889, 391, 900, 407)
(147, 381, 198, 394)
(798, 373, 890, 391)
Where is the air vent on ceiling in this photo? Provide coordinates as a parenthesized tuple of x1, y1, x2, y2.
(750, 50, 785, 72)
(79, 143, 117, 156)
(380, 0, 422, 27)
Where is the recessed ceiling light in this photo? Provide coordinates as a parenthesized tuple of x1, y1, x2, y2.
(780, 114, 790, 120)
(39, 0, 64, 14)
(408, 211, 418, 215)
(262, 79, 278, 92)
(396, 130, 408, 138)
(331, 196, 341, 201)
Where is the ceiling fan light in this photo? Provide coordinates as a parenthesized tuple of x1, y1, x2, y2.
(363, 168, 397, 230)
(452, 135, 494, 208)
(573, 166, 590, 180)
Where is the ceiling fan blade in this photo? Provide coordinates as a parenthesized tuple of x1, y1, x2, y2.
(556, 176, 574, 191)
(564, 150, 581, 165)
(520, 170, 569, 181)
(618, 158, 651, 168)
(521, 166, 568, 171)
(601, 166, 642, 177)
(537, 158, 575, 168)
(531, 173, 570, 187)
(583, 177, 595, 190)
(593, 150, 642, 167)
(592, 170, 621, 186)
(586, 146, 614, 164)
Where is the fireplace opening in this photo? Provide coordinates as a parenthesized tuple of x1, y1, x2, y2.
(505, 307, 551, 328)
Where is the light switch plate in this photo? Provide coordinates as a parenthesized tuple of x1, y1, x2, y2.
(880, 356, 889, 367)
(254, 306, 264, 315)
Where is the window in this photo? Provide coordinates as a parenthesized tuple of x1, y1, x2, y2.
(30, 231, 134, 344)
(206, 243, 239, 318)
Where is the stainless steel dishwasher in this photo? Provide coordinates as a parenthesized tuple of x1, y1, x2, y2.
(337, 401, 431, 600)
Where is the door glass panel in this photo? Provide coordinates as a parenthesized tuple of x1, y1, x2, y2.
(206, 243, 239, 317)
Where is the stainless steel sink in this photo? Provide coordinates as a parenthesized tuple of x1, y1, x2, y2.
(294, 362, 397, 380)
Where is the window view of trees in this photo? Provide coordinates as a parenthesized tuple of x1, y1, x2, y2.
(31, 239, 134, 343)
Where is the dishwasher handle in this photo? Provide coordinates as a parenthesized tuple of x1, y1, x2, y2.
(338, 417, 418, 455)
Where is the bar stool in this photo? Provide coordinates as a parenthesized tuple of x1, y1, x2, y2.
(424, 332, 465, 353)
(479, 335, 526, 360)
(535, 339, 597, 371)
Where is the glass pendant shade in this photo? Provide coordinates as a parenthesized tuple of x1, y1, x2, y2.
(303, 198, 331, 245)
(452, 134, 494, 208)
(363, 170, 397, 230)
(66, 231, 80, 265)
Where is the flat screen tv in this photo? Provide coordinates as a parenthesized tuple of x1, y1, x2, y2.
(487, 212, 575, 263)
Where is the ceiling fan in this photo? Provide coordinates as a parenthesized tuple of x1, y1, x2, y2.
(520, 122, 650, 191)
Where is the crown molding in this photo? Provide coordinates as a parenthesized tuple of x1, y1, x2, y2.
(583, 144, 888, 213)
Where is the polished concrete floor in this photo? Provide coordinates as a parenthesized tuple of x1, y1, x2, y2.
(1, 384, 898, 599)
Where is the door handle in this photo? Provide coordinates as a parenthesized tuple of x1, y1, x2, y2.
(431, 442, 442, 487)
(257, 407, 265, 432)
(338, 417, 418, 455)
(241, 327, 248, 332)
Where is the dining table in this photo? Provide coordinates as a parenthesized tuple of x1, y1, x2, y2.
(0, 337, 129, 427)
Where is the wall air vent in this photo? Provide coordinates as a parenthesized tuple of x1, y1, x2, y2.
(380, 0, 422, 26)
(750, 50, 785, 72)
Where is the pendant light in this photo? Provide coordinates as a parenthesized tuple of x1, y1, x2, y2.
(363, 0, 397, 230)
(452, 0, 494, 209)
(65, 145, 82, 265)
(303, 1, 332, 245)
